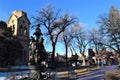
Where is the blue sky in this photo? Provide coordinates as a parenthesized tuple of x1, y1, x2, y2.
(0, 0, 120, 55)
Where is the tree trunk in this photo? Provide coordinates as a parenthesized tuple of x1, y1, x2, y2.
(51, 43, 55, 64)
(65, 44, 68, 66)
(82, 56, 86, 66)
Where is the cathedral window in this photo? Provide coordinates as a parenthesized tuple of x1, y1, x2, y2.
(20, 25, 23, 35)
(12, 20, 14, 23)
(12, 25, 15, 33)
(10, 26, 12, 29)
(23, 27, 27, 35)
(10, 25, 15, 33)
(23, 20, 25, 23)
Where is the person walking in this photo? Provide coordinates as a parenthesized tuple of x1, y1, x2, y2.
(98, 59, 103, 67)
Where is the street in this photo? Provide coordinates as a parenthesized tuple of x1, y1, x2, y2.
(76, 65, 118, 80)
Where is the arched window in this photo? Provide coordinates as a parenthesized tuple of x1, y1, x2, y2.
(12, 25, 15, 33)
(23, 27, 27, 35)
(10, 25, 15, 33)
(20, 25, 23, 35)
(10, 26, 12, 30)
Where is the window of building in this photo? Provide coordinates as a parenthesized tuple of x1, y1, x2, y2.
(20, 25, 23, 35)
(23, 27, 27, 35)
(12, 20, 14, 23)
(10, 25, 15, 33)
(23, 20, 25, 23)
(12, 25, 15, 33)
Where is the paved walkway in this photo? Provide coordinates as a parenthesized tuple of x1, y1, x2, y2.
(54, 66, 100, 79)
(76, 65, 118, 80)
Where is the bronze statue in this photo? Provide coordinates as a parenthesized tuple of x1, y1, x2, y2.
(29, 24, 47, 65)
(28, 24, 48, 79)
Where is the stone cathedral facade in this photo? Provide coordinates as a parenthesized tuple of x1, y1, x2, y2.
(7, 10, 30, 64)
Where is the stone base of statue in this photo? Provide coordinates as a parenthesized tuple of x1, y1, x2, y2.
(28, 64, 47, 80)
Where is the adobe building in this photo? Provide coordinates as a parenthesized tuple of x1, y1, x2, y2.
(7, 10, 30, 64)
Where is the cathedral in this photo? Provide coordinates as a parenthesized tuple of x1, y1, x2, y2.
(1, 10, 30, 65)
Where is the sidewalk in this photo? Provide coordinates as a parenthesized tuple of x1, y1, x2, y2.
(55, 66, 101, 79)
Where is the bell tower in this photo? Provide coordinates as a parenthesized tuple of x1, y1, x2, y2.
(7, 10, 31, 64)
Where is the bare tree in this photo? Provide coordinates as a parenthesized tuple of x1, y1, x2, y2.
(70, 23, 88, 65)
(88, 28, 108, 61)
(89, 28, 104, 55)
(59, 25, 75, 66)
(33, 5, 77, 63)
(98, 6, 120, 55)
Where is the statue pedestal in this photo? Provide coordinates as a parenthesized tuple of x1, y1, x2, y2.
(28, 65, 47, 79)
